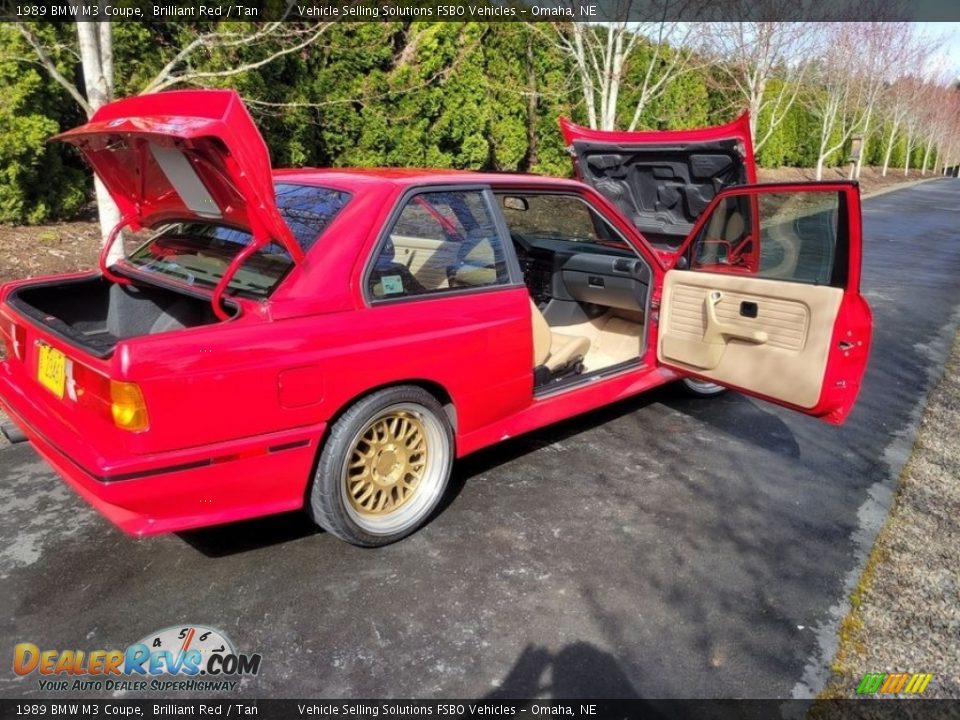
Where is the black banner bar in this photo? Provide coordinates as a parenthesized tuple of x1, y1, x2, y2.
(2, 0, 960, 23)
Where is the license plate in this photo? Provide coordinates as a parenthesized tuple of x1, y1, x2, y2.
(37, 343, 66, 399)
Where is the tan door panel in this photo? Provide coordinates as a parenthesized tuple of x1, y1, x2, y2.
(390, 234, 458, 290)
(659, 270, 842, 408)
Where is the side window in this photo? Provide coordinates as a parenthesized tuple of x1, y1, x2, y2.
(368, 190, 509, 300)
(497, 193, 629, 250)
(690, 190, 843, 286)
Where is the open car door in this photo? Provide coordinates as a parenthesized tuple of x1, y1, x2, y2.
(657, 182, 872, 424)
(559, 113, 755, 256)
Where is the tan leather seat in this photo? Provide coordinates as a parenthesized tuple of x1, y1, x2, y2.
(706, 206, 745, 243)
(530, 299, 590, 372)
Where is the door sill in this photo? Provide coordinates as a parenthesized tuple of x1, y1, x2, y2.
(533, 358, 644, 399)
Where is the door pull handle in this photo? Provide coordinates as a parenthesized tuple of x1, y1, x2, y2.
(705, 291, 768, 344)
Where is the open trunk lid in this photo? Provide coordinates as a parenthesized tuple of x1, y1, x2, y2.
(560, 113, 756, 251)
(54, 89, 301, 262)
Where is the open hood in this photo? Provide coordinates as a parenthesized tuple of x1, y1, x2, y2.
(55, 89, 301, 261)
(560, 113, 756, 250)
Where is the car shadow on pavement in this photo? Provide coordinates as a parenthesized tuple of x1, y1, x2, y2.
(451, 388, 665, 479)
(177, 385, 797, 558)
(176, 510, 321, 557)
(485, 641, 640, 698)
(662, 390, 801, 460)
(450, 382, 799, 494)
(181, 389, 670, 558)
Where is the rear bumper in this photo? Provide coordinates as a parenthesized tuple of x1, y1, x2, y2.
(0, 370, 323, 536)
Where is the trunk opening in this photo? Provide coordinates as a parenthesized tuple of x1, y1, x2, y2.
(8, 276, 236, 358)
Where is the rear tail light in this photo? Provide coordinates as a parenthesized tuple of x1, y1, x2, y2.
(0, 310, 149, 432)
(0, 313, 26, 361)
(71, 363, 149, 432)
(110, 381, 149, 432)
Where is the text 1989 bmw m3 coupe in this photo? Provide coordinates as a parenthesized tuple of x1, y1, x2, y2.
(0, 90, 871, 546)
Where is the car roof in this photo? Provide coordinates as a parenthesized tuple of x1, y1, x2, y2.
(273, 167, 583, 192)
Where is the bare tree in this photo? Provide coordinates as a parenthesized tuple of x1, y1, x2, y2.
(901, 63, 955, 177)
(848, 22, 912, 180)
(872, 28, 938, 178)
(941, 92, 960, 175)
(917, 84, 947, 175)
(931, 88, 960, 175)
(699, 21, 819, 153)
(14, 16, 331, 256)
(878, 76, 922, 177)
(807, 24, 872, 180)
(544, 1, 701, 130)
(900, 80, 940, 177)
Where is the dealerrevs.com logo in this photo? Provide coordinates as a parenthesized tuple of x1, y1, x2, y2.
(13, 625, 261, 693)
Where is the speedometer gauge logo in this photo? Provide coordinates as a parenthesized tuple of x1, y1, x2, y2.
(136, 625, 235, 672)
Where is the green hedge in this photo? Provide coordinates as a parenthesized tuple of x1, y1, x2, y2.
(0, 22, 938, 225)
(0, 26, 86, 224)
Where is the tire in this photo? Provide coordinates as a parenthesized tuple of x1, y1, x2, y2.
(679, 377, 728, 398)
(308, 386, 453, 547)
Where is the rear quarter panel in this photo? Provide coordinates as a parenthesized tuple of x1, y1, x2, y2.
(120, 178, 534, 457)
(122, 287, 532, 456)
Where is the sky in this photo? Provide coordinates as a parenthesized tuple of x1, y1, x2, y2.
(919, 22, 960, 79)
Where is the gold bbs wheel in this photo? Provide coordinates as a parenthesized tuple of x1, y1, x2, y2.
(310, 388, 454, 546)
(346, 411, 428, 515)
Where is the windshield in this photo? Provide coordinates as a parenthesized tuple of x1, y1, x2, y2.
(125, 183, 351, 297)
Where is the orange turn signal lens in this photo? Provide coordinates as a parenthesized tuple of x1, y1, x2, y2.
(110, 380, 149, 432)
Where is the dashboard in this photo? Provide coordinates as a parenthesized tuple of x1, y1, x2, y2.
(512, 232, 651, 313)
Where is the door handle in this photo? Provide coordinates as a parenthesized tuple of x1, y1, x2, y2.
(705, 291, 768, 344)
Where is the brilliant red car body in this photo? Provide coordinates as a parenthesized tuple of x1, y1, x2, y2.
(0, 90, 872, 545)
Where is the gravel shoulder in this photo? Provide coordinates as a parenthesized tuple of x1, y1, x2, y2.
(823, 332, 960, 698)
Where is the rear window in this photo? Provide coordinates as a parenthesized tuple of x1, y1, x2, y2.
(125, 183, 350, 297)
(274, 183, 351, 251)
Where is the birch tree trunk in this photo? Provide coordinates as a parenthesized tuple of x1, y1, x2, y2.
(571, 26, 598, 130)
(881, 125, 897, 177)
(815, 97, 842, 181)
(921, 139, 933, 175)
(76, 20, 123, 263)
(904, 128, 914, 176)
(853, 107, 873, 180)
(525, 33, 539, 169)
(748, 74, 764, 149)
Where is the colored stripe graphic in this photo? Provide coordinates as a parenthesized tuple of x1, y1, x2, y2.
(904, 674, 933, 694)
(856, 673, 886, 694)
(856, 672, 932, 695)
(880, 673, 908, 694)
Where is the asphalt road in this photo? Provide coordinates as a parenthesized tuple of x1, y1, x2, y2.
(2, 179, 959, 700)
